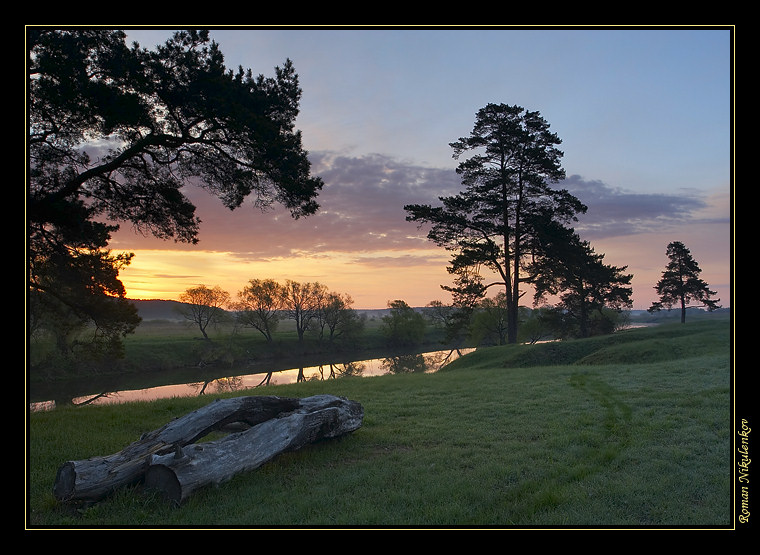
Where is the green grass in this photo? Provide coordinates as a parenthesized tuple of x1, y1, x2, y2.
(27, 317, 732, 528)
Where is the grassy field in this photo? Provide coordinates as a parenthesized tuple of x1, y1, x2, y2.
(27, 316, 733, 528)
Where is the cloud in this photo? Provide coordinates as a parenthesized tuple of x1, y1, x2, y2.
(111, 154, 725, 264)
(350, 253, 450, 269)
(109, 152, 730, 309)
(560, 174, 723, 239)
(112, 151, 461, 261)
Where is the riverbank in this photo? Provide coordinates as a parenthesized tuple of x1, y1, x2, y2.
(28, 309, 462, 389)
(27, 307, 729, 407)
(29, 347, 474, 410)
(28, 317, 732, 527)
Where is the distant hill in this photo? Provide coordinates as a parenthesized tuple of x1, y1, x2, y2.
(129, 299, 187, 321)
(128, 299, 395, 322)
(629, 307, 731, 323)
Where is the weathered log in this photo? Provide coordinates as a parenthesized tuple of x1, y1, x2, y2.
(145, 395, 364, 504)
(53, 394, 362, 504)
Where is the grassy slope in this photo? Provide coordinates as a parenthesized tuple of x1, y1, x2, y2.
(27, 317, 732, 528)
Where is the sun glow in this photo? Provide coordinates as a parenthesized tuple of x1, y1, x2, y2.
(117, 221, 731, 312)
(117, 247, 455, 309)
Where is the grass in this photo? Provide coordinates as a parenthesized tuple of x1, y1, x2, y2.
(27, 317, 732, 528)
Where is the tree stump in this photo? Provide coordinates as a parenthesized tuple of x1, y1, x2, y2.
(53, 394, 363, 505)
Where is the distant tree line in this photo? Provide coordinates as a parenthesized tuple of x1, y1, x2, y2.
(176, 280, 366, 350)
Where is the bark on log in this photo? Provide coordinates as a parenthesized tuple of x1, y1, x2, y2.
(53, 394, 362, 504)
(145, 395, 364, 504)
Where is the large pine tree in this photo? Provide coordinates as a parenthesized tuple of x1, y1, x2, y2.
(405, 103, 586, 343)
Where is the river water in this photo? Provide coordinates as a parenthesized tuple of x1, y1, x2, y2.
(29, 348, 474, 412)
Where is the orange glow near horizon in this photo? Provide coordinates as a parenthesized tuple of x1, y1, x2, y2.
(117, 248, 457, 310)
(111, 160, 731, 313)
(116, 236, 731, 312)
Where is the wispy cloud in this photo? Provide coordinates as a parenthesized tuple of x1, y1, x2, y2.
(110, 152, 730, 308)
(112, 153, 724, 260)
(113, 152, 460, 259)
(561, 174, 726, 239)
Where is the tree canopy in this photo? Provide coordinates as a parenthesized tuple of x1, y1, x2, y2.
(381, 300, 427, 347)
(233, 278, 285, 343)
(405, 103, 586, 343)
(232, 278, 362, 347)
(530, 220, 633, 337)
(28, 29, 323, 360)
(177, 285, 231, 339)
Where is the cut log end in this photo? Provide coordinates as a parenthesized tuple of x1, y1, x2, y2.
(53, 462, 75, 501)
(144, 464, 183, 504)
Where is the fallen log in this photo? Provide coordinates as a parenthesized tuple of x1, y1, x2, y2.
(53, 394, 363, 504)
(146, 395, 364, 504)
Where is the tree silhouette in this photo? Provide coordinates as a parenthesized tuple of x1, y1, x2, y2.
(233, 279, 284, 342)
(405, 103, 586, 343)
(315, 292, 363, 345)
(530, 220, 633, 337)
(178, 285, 231, 340)
(648, 241, 720, 323)
(28, 29, 323, 360)
(281, 280, 327, 345)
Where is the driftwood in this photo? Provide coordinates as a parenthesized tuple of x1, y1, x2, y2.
(53, 394, 363, 505)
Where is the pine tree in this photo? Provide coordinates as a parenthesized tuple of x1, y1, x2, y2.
(648, 241, 721, 323)
(405, 103, 585, 343)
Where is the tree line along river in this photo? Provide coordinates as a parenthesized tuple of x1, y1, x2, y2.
(29, 348, 474, 412)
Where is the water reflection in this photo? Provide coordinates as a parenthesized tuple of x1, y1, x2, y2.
(383, 353, 427, 374)
(29, 349, 473, 411)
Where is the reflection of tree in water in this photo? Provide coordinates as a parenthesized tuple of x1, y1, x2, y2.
(249, 362, 368, 387)
(70, 374, 250, 406)
(333, 362, 366, 378)
(306, 362, 366, 381)
(192, 376, 245, 396)
(71, 392, 114, 406)
(382, 354, 427, 374)
(425, 349, 463, 369)
(256, 373, 274, 387)
(382, 349, 463, 374)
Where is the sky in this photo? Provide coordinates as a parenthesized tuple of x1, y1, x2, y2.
(108, 27, 733, 311)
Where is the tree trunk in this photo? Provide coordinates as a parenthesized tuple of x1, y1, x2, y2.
(53, 394, 363, 504)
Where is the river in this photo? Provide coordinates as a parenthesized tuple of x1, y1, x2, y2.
(28, 348, 474, 412)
